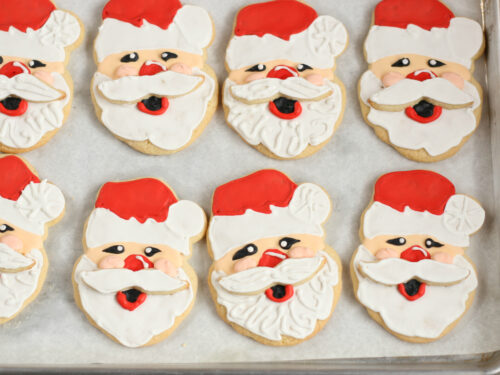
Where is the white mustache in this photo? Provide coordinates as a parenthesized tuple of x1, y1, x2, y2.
(358, 257, 470, 286)
(0, 243, 35, 273)
(217, 256, 325, 295)
(230, 77, 332, 103)
(80, 268, 188, 295)
(0, 73, 65, 102)
(369, 77, 474, 110)
(97, 70, 204, 103)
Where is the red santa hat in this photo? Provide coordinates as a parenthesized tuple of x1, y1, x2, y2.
(0, 155, 65, 235)
(225, 0, 348, 71)
(0, 0, 80, 62)
(364, 0, 483, 69)
(208, 170, 331, 261)
(94, 0, 213, 63)
(85, 178, 206, 255)
(363, 170, 485, 247)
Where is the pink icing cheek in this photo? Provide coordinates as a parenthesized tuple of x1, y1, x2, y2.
(381, 72, 404, 87)
(233, 257, 258, 273)
(33, 70, 54, 85)
(440, 72, 465, 90)
(98, 255, 125, 269)
(375, 248, 399, 260)
(154, 258, 178, 277)
(245, 72, 266, 82)
(305, 73, 325, 86)
(0, 234, 23, 251)
(169, 63, 193, 75)
(432, 252, 454, 264)
(114, 65, 139, 79)
(288, 246, 315, 258)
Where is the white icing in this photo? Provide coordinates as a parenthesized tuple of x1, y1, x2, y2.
(226, 16, 348, 70)
(0, 10, 80, 62)
(92, 69, 215, 151)
(443, 194, 485, 235)
(223, 78, 343, 158)
(80, 268, 187, 294)
(94, 5, 213, 62)
(0, 74, 64, 102)
(0, 72, 70, 149)
(359, 70, 481, 156)
(208, 183, 330, 260)
(85, 200, 206, 254)
(0, 248, 43, 318)
(0, 243, 34, 271)
(211, 250, 338, 341)
(75, 255, 194, 348)
(354, 246, 477, 339)
(97, 71, 203, 103)
(365, 18, 483, 68)
(218, 256, 324, 294)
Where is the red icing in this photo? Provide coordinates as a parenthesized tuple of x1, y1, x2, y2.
(116, 291, 147, 311)
(96, 178, 178, 223)
(234, 0, 317, 41)
(139, 62, 165, 76)
(267, 66, 298, 80)
(265, 284, 294, 303)
(397, 282, 425, 301)
(212, 170, 298, 216)
(405, 105, 442, 123)
(374, 170, 455, 215)
(258, 249, 288, 268)
(137, 97, 169, 115)
(400, 246, 431, 262)
(0, 0, 55, 32)
(116, 254, 153, 311)
(0, 156, 40, 201)
(0, 62, 30, 78)
(406, 71, 436, 82)
(0, 99, 28, 117)
(102, 0, 182, 29)
(268, 100, 302, 120)
(374, 0, 454, 30)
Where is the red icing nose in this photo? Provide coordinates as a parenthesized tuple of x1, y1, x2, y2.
(258, 249, 288, 268)
(267, 65, 298, 80)
(139, 61, 165, 76)
(406, 70, 436, 82)
(123, 254, 154, 271)
(400, 246, 431, 262)
(0, 61, 30, 78)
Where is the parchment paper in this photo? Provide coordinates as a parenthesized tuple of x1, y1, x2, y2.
(1, 0, 498, 365)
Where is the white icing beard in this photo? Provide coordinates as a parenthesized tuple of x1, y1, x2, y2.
(74, 255, 194, 348)
(211, 251, 339, 341)
(0, 247, 43, 319)
(0, 73, 70, 149)
(359, 70, 481, 156)
(223, 78, 343, 158)
(92, 69, 215, 151)
(353, 245, 477, 339)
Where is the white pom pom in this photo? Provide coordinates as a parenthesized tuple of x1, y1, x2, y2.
(449, 18, 483, 62)
(289, 183, 331, 224)
(166, 200, 206, 239)
(443, 194, 485, 235)
(38, 10, 81, 48)
(16, 180, 65, 225)
(174, 5, 213, 51)
(307, 15, 348, 58)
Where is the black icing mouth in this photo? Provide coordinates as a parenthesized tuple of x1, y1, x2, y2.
(402, 279, 422, 297)
(141, 96, 164, 112)
(122, 288, 143, 303)
(412, 100, 435, 118)
(270, 284, 287, 299)
(1, 96, 22, 111)
(272, 97, 297, 114)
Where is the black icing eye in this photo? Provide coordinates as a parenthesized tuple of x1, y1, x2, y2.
(297, 64, 312, 72)
(120, 52, 139, 63)
(391, 57, 410, 67)
(0, 224, 14, 233)
(386, 237, 406, 246)
(425, 238, 444, 248)
(428, 59, 445, 68)
(0, 57, 3, 65)
(103, 245, 125, 254)
(144, 247, 161, 257)
(246, 64, 266, 72)
(28, 60, 46, 68)
(232, 244, 258, 260)
(279, 237, 300, 250)
(161, 52, 178, 62)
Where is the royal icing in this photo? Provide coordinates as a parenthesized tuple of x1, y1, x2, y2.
(0, 244, 35, 270)
(0, 74, 64, 102)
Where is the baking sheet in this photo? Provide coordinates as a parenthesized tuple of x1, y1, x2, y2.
(1, 0, 498, 365)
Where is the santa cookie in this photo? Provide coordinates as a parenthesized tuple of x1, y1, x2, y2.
(0, 0, 82, 153)
(72, 178, 206, 347)
(359, 0, 484, 162)
(0, 155, 65, 324)
(223, 0, 348, 159)
(351, 170, 485, 342)
(207, 170, 341, 345)
(91, 0, 217, 155)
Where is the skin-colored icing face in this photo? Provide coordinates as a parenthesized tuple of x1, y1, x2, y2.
(363, 234, 464, 264)
(97, 48, 204, 79)
(0, 219, 43, 255)
(214, 233, 324, 275)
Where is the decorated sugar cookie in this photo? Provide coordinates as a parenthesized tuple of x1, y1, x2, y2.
(91, 0, 217, 155)
(207, 170, 341, 345)
(72, 178, 206, 347)
(223, 0, 348, 159)
(0, 0, 82, 153)
(359, 0, 484, 162)
(351, 170, 485, 342)
(0, 155, 65, 324)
